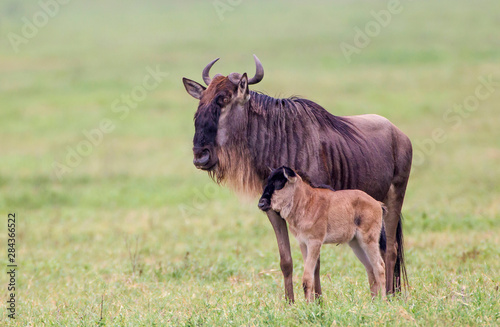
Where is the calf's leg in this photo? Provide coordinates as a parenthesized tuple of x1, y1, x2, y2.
(302, 240, 322, 302)
(362, 241, 386, 298)
(349, 238, 377, 297)
(314, 256, 322, 299)
(300, 243, 307, 262)
(357, 224, 386, 298)
(266, 210, 294, 303)
(300, 244, 321, 299)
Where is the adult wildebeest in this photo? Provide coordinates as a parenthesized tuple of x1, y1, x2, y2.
(258, 166, 387, 300)
(182, 55, 412, 302)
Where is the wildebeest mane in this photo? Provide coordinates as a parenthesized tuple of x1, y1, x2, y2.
(249, 92, 359, 136)
(244, 91, 366, 189)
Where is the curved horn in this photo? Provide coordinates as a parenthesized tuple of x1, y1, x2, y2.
(202, 58, 220, 85)
(248, 54, 264, 85)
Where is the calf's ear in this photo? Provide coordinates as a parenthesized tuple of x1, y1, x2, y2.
(283, 167, 298, 183)
(183, 78, 206, 99)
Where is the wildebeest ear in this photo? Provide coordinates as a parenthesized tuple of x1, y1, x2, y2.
(283, 167, 297, 183)
(183, 78, 206, 100)
(236, 73, 249, 102)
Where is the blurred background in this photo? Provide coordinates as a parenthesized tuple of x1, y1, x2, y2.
(1, 0, 499, 325)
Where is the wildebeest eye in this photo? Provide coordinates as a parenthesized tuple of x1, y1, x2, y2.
(274, 179, 286, 190)
(217, 95, 230, 106)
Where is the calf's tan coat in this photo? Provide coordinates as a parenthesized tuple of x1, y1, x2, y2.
(270, 172, 386, 301)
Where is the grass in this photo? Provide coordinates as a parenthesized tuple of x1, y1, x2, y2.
(1, 0, 500, 325)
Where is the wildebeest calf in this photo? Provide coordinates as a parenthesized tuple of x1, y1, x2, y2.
(258, 166, 387, 301)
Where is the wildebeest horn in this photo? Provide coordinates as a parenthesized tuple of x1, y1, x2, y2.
(248, 54, 264, 85)
(202, 58, 220, 85)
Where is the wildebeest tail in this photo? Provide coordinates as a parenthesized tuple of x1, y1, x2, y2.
(379, 222, 386, 253)
(394, 214, 408, 293)
(378, 202, 387, 253)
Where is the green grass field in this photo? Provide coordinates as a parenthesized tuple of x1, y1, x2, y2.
(1, 0, 500, 325)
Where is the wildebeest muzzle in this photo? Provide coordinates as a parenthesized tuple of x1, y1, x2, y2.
(192, 146, 217, 170)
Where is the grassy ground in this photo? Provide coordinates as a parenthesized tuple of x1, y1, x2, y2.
(1, 0, 500, 325)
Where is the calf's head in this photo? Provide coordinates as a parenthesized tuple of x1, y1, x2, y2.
(258, 166, 299, 212)
(182, 55, 264, 171)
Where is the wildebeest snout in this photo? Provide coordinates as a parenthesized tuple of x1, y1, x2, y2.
(192, 147, 215, 170)
(258, 197, 271, 211)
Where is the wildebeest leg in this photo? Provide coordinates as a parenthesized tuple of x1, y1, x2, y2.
(300, 243, 307, 261)
(359, 231, 386, 299)
(302, 240, 322, 302)
(367, 248, 386, 299)
(383, 182, 407, 294)
(267, 210, 294, 303)
(314, 256, 322, 300)
(301, 244, 322, 300)
(384, 139, 412, 294)
(349, 238, 376, 297)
